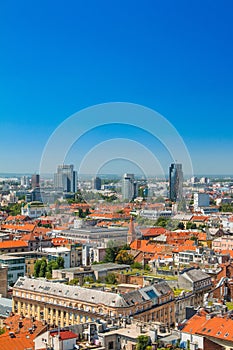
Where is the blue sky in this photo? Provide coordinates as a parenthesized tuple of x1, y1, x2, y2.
(0, 0, 233, 175)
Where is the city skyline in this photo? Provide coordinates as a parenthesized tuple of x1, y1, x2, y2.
(1, 1, 233, 175)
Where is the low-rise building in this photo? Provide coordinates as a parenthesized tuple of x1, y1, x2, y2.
(0, 313, 46, 350)
(42, 247, 71, 268)
(175, 268, 212, 323)
(21, 201, 47, 218)
(34, 329, 79, 350)
(178, 268, 212, 293)
(212, 235, 233, 251)
(12, 276, 175, 328)
(0, 297, 12, 328)
(52, 266, 94, 284)
(180, 310, 233, 349)
(0, 240, 28, 254)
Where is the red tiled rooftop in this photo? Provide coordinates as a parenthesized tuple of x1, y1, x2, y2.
(0, 314, 46, 350)
(191, 216, 209, 222)
(183, 312, 233, 342)
(182, 312, 207, 334)
(141, 227, 167, 237)
(0, 240, 28, 249)
(50, 330, 78, 340)
(1, 223, 36, 232)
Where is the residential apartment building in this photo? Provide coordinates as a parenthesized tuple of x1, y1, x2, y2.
(212, 236, 233, 251)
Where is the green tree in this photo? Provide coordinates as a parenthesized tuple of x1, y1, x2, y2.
(177, 222, 185, 230)
(219, 203, 233, 212)
(186, 222, 197, 229)
(0, 328, 5, 335)
(3, 202, 22, 216)
(84, 276, 94, 283)
(45, 271, 52, 279)
(136, 335, 150, 350)
(105, 273, 117, 284)
(115, 250, 134, 265)
(57, 256, 65, 269)
(104, 241, 121, 263)
(154, 217, 169, 228)
(47, 260, 58, 274)
(39, 258, 47, 277)
(131, 262, 143, 269)
(33, 260, 42, 277)
(33, 256, 64, 278)
(69, 278, 80, 285)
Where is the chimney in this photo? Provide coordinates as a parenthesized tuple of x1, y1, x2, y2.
(127, 216, 136, 245)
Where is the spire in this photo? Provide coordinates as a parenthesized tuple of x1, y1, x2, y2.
(127, 216, 136, 245)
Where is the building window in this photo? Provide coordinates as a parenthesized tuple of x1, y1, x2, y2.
(108, 341, 114, 349)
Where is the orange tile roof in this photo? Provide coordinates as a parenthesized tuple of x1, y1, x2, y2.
(191, 216, 209, 222)
(141, 227, 167, 237)
(173, 244, 196, 253)
(53, 225, 68, 231)
(0, 240, 28, 249)
(1, 223, 36, 232)
(6, 215, 29, 221)
(50, 330, 78, 340)
(183, 312, 233, 342)
(52, 237, 69, 246)
(198, 232, 207, 241)
(221, 250, 233, 258)
(33, 227, 51, 234)
(0, 314, 46, 350)
(182, 312, 207, 334)
(88, 212, 129, 219)
(130, 240, 170, 254)
(0, 332, 36, 350)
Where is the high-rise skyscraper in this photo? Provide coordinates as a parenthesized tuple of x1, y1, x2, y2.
(31, 174, 40, 188)
(122, 173, 138, 201)
(169, 163, 183, 202)
(54, 164, 77, 193)
(92, 176, 101, 190)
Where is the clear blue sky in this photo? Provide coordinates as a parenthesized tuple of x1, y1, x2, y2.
(0, 0, 233, 175)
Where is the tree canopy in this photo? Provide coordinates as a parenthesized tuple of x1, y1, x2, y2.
(33, 257, 64, 278)
(115, 250, 134, 265)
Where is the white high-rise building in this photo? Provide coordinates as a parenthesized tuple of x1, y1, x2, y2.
(122, 173, 138, 201)
(20, 176, 30, 188)
(54, 164, 77, 193)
